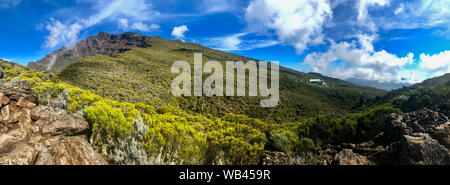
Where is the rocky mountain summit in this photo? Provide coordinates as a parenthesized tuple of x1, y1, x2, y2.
(27, 32, 150, 74)
(0, 80, 107, 165)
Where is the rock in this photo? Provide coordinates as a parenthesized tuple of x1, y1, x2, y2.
(261, 151, 290, 165)
(0, 81, 107, 165)
(432, 122, 450, 148)
(0, 140, 38, 165)
(0, 80, 35, 103)
(34, 146, 55, 165)
(30, 106, 53, 121)
(0, 92, 10, 106)
(41, 114, 89, 136)
(341, 143, 355, 149)
(0, 134, 17, 150)
(49, 136, 108, 165)
(387, 133, 450, 165)
(16, 97, 36, 109)
(0, 105, 23, 124)
(333, 149, 373, 165)
(382, 108, 450, 165)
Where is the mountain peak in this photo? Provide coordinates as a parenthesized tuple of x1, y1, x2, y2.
(27, 31, 151, 74)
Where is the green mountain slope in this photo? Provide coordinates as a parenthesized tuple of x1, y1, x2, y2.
(375, 73, 450, 116)
(56, 32, 386, 123)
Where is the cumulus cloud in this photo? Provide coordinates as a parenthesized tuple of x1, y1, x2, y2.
(245, 0, 332, 54)
(419, 50, 450, 76)
(303, 34, 450, 84)
(244, 0, 449, 85)
(303, 34, 418, 83)
(43, 0, 160, 48)
(171, 25, 189, 39)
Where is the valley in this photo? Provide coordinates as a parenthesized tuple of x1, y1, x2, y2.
(0, 32, 448, 165)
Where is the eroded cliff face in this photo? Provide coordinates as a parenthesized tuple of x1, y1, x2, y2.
(27, 32, 150, 74)
(0, 80, 107, 165)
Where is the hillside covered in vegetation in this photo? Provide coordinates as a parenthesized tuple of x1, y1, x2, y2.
(45, 32, 387, 123)
(10, 32, 449, 165)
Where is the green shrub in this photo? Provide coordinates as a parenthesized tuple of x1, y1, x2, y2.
(142, 113, 206, 164)
(84, 100, 134, 146)
(205, 116, 267, 165)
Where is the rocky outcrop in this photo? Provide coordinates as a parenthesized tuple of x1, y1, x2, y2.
(333, 149, 373, 165)
(261, 151, 290, 165)
(27, 32, 151, 74)
(382, 108, 450, 165)
(267, 108, 450, 165)
(0, 80, 107, 165)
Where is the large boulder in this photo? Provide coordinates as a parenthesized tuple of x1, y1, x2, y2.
(0, 80, 107, 165)
(0, 80, 35, 102)
(383, 108, 450, 165)
(386, 133, 450, 165)
(40, 114, 88, 136)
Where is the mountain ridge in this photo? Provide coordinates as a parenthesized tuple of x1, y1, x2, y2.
(27, 32, 151, 74)
(32, 32, 387, 122)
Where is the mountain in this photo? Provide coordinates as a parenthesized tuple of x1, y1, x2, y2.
(35, 32, 388, 123)
(2, 32, 449, 165)
(346, 78, 411, 91)
(27, 32, 150, 74)
(375, 73, 450, 116)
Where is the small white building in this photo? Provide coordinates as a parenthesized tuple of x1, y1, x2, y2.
(309, 79, 326, 85)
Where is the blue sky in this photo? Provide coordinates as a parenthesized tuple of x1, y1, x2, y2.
(0, 0, 449, 88)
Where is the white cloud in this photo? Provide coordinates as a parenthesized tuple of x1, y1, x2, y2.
(0, 0, 21, 8)
(357, 0, 389, 22)
(45, 18, 66, 48)
(218, 34, 242, 51)
(203, 33, 278, 51)
(130, 22, 160, 32)
(117, 18, 160, 32)
(394, 3, 403, 14)
(118, 18, 129, 30)
(43, 0, 160, 48)
(303, 34, 418, 84)
(419, 50, 450, 76)
(201, 0, 243, 13)
(303, 33, 450, 84)
(171, 25, 189, 39)
(372, 0, 450, 30)
(245, 0, 332, 54)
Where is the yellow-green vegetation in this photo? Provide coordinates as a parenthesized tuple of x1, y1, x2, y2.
(84, 100, 135, 145)
(142, 113, 206, 164)
(3, 51, 447, 165)
(205, 114, 267, 165)
(57, 35, 387, 123)
(0, 60, 269, 164)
